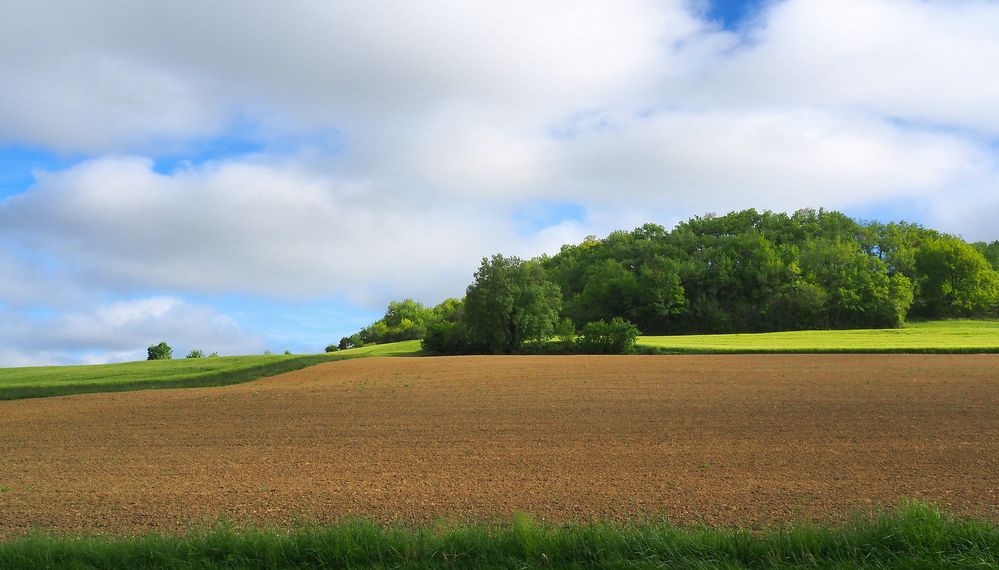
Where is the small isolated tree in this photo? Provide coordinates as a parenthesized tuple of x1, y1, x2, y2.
(186, 349, 205, 359)
(577, 318, 640, 354)
(209, 352, 219, 357)
(325, 344, 340, 353)
(147, 341, 173, 360)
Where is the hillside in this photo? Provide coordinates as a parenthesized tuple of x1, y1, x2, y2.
(0, 341, 420, 400)
(345, 209, 999, 354)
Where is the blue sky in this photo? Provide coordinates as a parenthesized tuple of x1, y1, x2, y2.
(705, 0, 767, 28)
(1, 0, 998, 366)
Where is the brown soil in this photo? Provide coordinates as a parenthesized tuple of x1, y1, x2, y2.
(1, 354, 998, 537)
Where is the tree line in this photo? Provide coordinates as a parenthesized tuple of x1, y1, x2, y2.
(332, 209, 999, 355)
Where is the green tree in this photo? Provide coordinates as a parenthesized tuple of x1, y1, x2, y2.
(972, 241, 999, 272)
(351, 298, 436, 345)
(358, 321, 390, 344)
(421, 298, 472, 354)
(430, 298, 463, 323)
(464, 255, 562, 353)
(770, 280, 828, 330)
(383, 299, 433, 329)
(147, 341, 173, 360)
(567, 259, 640, 326)
(635, 256, 686, 331)
(914, 237, 999, 317)
(185, 349, 204, 359)
(799, 238, 911, 328)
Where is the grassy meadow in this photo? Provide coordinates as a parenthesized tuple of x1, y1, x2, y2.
(0, 340, 421, 401)
(638, 319, 999, 353)
(1, 503, 996, 569)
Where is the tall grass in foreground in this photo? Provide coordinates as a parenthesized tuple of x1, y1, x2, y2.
(2, 503, 996, 569)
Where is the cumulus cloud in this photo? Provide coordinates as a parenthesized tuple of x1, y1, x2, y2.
(546, 109, 993, 213)
(0, 156, 594, 302)
(677, 0, 999, 137)
(0, 0, 695, 153)
(2, 0, 999, 365)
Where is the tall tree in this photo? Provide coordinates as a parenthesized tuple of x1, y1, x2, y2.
(464, 255, 562, 353)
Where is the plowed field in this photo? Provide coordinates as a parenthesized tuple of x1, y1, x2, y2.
(1, 355, 998, 537)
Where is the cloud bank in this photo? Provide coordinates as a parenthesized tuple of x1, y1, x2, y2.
(1, 0, 997, 364)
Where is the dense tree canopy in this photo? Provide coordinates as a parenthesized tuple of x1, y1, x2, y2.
(914, 237, 999, 318)
(346, 298, 439, 348)
(972, 241, 999, 272)
(463, 255, 562, 353)
(343, 209, 999, 354)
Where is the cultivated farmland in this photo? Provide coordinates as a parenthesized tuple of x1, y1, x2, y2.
(1, 354, 997, 538)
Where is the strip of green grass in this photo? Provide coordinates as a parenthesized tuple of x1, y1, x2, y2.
(332, 340, 423, 358)
(1, 503, 996, 569)
(0, 340, 422, 401)
(638, 320, 999, 354)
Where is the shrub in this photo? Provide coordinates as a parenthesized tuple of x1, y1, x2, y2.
(421, 321, 476, 355)
(186, 350, 205, 359)
(324, 344, 340, 353)
(577, 318, 640, 354)
(554, 317, 575, 345)
(349, 334, 365, 348)
(147, 341, 173, 361)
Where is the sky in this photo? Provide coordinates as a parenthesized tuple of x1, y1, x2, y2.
(1, 0, 998, 366)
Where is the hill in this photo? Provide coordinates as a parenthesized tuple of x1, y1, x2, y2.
(345, 208, 999, 355)
(0, 340, 421, 401)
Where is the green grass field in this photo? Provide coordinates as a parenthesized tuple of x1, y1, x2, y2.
(638, 320, 999, 354)
(332, 339, 422, 357)
(1, 503, 996, 569)
(4, 321, 997, 402)
(0, 340, 422, 401)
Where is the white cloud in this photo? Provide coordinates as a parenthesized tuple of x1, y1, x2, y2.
(0, 157, 593, 302)
(547, 109, 993, 213)
(0, 297, 265, 366)
(0, 0, 696, 153)
(677, 0, 999, 137)
(2, 0, 999, 365)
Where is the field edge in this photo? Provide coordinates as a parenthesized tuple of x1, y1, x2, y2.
(1, 502, 995, 569)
